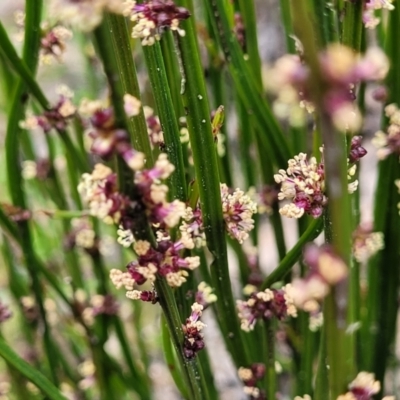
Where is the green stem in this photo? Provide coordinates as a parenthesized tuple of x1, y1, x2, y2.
(113, 317, 152, 400)
(0, 21, 49, 109)
(175, 0, 251, 368)
(5, 0, 61, 385)
(104, 14, 154, 166)
(292, 2, 353, 395)
(205, 0, 292, 167)
(155, 278, 209, 400)
(142, 43, 187, 201)
(161, 315, 189, 398)
(264, 320, 276, 400)
(261, 218, 323, 289)
(0, 336, 67, 400)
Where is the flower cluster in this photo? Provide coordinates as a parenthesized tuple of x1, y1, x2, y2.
(144, 106, 164, 148)
(195, 281, 217, 308)
(134, 154, 186, 228)
(275, 142, 365, 219)
(49, 0, 125, 32)
(22, 159, 51, 181)
(14, 13, 72, 65)
(287, 244, 348, 312)
(349, 136, 368, 164)
(78, 164, 131, 224)
(0, 301, 12, 323)
(396, 180, 400, 215)
(274, 153, 326, 218)
(352, 224, 384, 263)
(74, 290, 119, 325)
(123, 0, 190, 46)
(1, 203, 31, 222)
(64, 218, 97, 251)
(122, 234, 201, 290)
(182, 302, 206, 359)
(179, 206, 205, 249)
(337, 372, 381, 400)
(20, 86, 76, 133)
(372, 103, 400, 159)
(233, 12, 246, 52)
(363, 0, 394, 29)
(238, 364, 266, 400)
(40, 23, 73, 65)
(220, 183, 258, 243)
(258, 184, 279, 215)
(236, 285, 297, 332)
(266, 45, 389, 132)
(79, 97, 145, 170)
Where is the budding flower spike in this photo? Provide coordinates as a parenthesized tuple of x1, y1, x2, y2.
(275, 140, 366, 219)
(123, 0, 190, 45)
(266, 44, 389, 131)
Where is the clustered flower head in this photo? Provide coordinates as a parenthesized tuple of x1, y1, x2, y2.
(352, 224, 384, 263)
(20, 86, 76, 133)
(78, 164, 131, 224)
(122, 233, 201, 290)
(75, 291, 120, 325)
(182, 302, 206, 359)
(372, 103, 400, 159)
(238, 364, 266, 400)
(274, 153, 327, 219)
(22, 159, 51, 181)
(0, 203, 31, 222)
(258, 184, 279, 215)
(178, 205, 205, 249)
(236, 284, 297, 332)
(64, 218, 101, 256)
(233, 12, 246, 52)
(0, 301, 12, 323)
(49, 0, 126, 32)
(39, 23, 73, 65)
(337, 372, 381, 400)
(275, 139, 366, 219)
(144, 106, 164, 148)
(134, 153, 186, 228)
(123, 0, 190, 46)
(79, 97, 145, 170)
(220, 183, 258, 243)
(363, 0, 395, 29)
(287, 244, 348, 312)
(266, 44, 389, 132)
(195, 281, 217, 308)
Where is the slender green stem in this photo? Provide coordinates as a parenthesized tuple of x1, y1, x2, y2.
(341, 0, 363, 50)
(205, 0, 292, 167)
(292, 2, 353, 395)
(5, 0, 61, 385)
(175, 0, 251, 368)
(362, 4, 400, 391)
(0, 336, 67, 400)
(264, 320, 276, 400)
(142, 43, 187, 201)
(261, 218, 323, 289)
(156, 278, 209, 400)
(0, 21, 49, 109)
(105, 14, 154, 166)
(161, 315, 189, 399)
(0, 206, 20, 241)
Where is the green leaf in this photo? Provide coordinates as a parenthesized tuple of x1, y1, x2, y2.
(0, 337, 67, 400)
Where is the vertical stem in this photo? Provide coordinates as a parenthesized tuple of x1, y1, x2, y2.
(5, 0, 60, 385)
(175, 0, 251, 368)
(292, 1, 353, 396)
(142, 43, 187, 201)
